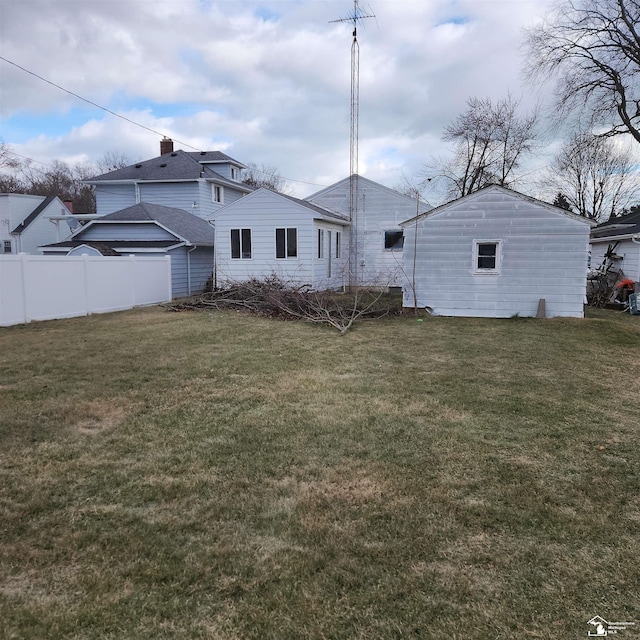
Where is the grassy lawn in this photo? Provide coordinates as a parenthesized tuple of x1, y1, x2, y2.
(1, 306, 639, 639)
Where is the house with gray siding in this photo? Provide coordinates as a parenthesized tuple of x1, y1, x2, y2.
(86, 140, 252, 220)
(1, 194, 74, 254)
(589, 210, 640, 286)
(41, 203, 214, 298)
(213, 188, 350, 290)
(401, 185, 593, 318)
(306, 175, 428, 288)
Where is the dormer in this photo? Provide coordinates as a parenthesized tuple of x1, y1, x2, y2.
(189, 151, 246, 183)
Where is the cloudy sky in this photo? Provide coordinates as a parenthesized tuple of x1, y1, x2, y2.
(1, 0, 558, 199)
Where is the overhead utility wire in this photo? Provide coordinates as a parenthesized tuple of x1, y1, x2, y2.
(1, 55, 328, 190)
(0, 55, 205, 152)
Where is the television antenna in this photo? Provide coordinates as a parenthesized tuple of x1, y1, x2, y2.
(330, 1, 375, 288)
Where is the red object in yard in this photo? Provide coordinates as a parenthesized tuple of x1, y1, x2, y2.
(615, 278, 635, 289)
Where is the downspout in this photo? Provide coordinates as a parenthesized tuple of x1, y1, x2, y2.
(135, 182, 141, 204)
(208, 219, 216, 291)
(187, 245, 197, 296)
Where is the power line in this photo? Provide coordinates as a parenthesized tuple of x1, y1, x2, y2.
(1, 55, 330, 190)
(0, 55, 205, 152)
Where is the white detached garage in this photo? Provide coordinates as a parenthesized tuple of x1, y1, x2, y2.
(401, 185, 593, 318)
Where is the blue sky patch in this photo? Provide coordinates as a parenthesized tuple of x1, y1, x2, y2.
(436, 16, 469, 27)
(255, 5, 281, 22)
(3, 108, 97, 142)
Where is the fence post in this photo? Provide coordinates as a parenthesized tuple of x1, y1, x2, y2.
(129, 255, 137, 307)
(166, 255, 172, 300)
(83, 255, 91, 316)
(20, 253, 29, 324)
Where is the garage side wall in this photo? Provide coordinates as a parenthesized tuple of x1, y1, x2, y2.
(403, 191, 591, 318)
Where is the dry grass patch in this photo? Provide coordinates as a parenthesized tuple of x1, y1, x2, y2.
(0, 306, 638, 639)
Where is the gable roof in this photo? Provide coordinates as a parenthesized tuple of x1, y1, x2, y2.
(275, 190, 349, 222)
(591, 209, 640, 240)
(216, 187, 349, 224)
(10, 195, 56, 234)
(79, 202, 214, 246)
(41, 239, 181, 252)
(186, 150, 247, 169)
(86, 150, 252, 191)
(400, 184, 595, 227)
(306, 174, 430, 209)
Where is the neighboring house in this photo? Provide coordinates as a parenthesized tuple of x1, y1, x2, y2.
(41, 203, 214, 298)
(86, 139, 253, 219)
(0, 194, 73, 254)
(305, 175, 428, 288)
(401, 185, 593, 318)
(590, 210, 640, 285)
(213, 188, 350, 290)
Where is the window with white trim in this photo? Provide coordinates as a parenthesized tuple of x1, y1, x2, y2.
(212, 185, 224, 203)
(231, 228, 252, 259)
(3, 240, 11, 254)
(276, 228, 297, 259)
(384, 230, 404, 251)
(230, 167, 239, 181)
(473, 240, 501, 273)
(317, 229, 325, 259)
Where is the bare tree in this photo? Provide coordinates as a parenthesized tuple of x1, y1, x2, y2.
(95, 151, 133, 174)
(242, 163, 288, 193)
(0, 141, 21, 172)
(0, 148, 135, 211)
(546, 131, 638, 220)
(427, 95, 539, 200)
(19, 159, 96, 212)
(524, 0, 640, 143)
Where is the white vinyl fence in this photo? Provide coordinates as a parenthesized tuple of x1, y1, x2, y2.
(0, 254, 172, 327)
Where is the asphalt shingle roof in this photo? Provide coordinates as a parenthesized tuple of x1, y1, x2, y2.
(87, 150, 248, 190)
(186, 151, 246, 168)
(592, 210, 640, 239)
(11, 196, 56, 234)
(43, 240, 179, 251)
(276, 190, 350, 222)
(97, 203, 214, 246)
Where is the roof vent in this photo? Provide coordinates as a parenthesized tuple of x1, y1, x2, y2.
(160, 163, 167, 167)
(171, 152, 177, 156)
(135, 164, 142, 168)
(200, 151, 206, 155)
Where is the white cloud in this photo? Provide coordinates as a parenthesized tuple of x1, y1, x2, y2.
(1, 0, 562, 198)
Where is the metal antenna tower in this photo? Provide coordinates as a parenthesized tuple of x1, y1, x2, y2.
(330, 1, 375, 288)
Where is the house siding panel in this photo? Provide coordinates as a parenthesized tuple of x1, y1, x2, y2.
(403, 188, 592, 318)
(307, 177, 421, 288)
(95, 185, 137, 216)
(590, 238, 640, 284)
(18, 201, 69, 254)
(214, 189, 348, 290)
(170, 248, 189, 297)
(78, 223, 177, 242)
(138, 182, 199, 213)
(188, 247, 214, 294)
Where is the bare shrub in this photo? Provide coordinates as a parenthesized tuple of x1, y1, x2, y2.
(166, 276, 401, 334)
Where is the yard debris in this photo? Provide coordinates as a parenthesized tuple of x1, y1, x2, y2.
(587, 242, 635, 308)
(164, 276, 402, 334)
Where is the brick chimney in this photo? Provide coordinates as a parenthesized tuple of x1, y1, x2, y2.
(63, 200, 74, 214)
(160, 137, 174, 155)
